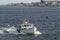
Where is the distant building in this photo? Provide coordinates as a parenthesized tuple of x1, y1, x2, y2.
(41, 0, 60, 2)
(40, 0, 60, 6)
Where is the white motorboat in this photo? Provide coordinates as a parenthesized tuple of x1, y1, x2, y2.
(0, 21, 42, 35)
(18, 21, 42, 35)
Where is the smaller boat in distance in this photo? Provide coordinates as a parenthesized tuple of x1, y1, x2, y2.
(0, 21, 42, 35)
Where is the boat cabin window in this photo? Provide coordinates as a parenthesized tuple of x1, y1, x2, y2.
(24, 25, 31, 27)
(21, 25, 31, 27)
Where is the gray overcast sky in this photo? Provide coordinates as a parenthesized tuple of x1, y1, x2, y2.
(0, 0, 40, 5)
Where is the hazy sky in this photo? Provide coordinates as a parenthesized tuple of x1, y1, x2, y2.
(0, 0, 40, 5)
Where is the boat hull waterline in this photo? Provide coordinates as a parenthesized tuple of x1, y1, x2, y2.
(0, 27, 41, 35)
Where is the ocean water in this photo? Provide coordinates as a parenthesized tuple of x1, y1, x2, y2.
(0, 7, 60, 40)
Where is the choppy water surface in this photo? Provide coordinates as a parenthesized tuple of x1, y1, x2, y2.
(0, 7, 60, 40)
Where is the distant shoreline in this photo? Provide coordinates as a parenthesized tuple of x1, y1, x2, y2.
(1, 1, 60, 7)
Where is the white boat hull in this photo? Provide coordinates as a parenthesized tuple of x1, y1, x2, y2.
(0, 26, 42, 35)
(0, 30, 41, 35)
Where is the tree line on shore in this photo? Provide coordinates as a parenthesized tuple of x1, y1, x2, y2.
(5, 1, 60, 7)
